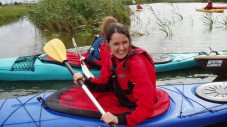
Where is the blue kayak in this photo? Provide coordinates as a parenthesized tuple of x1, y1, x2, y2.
(1, 81, 227, 127)
(0, 50, 226, 81)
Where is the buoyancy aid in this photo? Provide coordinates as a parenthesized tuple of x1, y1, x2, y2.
(111, 47, 155, 108)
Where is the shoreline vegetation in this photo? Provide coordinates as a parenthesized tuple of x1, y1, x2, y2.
(0, 0, 226, 34)
(0, 3, 32, 26)
(29, 0, 131, 34)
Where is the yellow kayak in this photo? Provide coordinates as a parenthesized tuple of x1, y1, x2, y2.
(195, 8, 224, 13)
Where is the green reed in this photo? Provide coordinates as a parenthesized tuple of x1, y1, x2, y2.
(147, 5, 172, 37)
(29, 0, 130, 34)
(170, 3, 183, 21)
(219, 16, 227, 27)
(201, 13, 215, 30)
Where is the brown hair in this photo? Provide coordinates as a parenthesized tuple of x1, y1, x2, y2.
(101, 16, 118, 34)
(106, 23, 132, 43)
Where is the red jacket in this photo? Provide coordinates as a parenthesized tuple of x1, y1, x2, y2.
(204, 2, 213, 10)
(90, 47, 158, 126)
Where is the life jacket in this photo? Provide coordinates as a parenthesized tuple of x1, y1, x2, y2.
(88, 35, 106, 61)
(111, 47, 155, 109)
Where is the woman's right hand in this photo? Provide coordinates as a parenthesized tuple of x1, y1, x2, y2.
(80, 56, 86, 61)
(73, 72, 85, 85)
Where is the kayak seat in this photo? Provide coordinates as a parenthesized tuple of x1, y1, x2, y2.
(45, 86, 170, 119)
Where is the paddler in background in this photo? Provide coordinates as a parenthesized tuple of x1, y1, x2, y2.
(81, 16, 118, 69)
(136, 3, 143, 10)
(204, 0, 213, 10)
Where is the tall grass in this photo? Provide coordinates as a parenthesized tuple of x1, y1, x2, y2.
(29, 0, 131, 34)
(0, 5, 31, 26)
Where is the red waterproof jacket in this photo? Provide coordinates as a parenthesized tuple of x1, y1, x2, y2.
(204, 2, 213, 10)
(88, 47, 168, 126)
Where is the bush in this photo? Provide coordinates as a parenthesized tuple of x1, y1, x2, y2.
(29, 0, 131, 33)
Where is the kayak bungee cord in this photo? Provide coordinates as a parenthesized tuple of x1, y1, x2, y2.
(1, 93, 42, 127)
(0, 99, 7, 111)
(176, 51, 208, 62)
(38, 93, 47, 127)
(179, 83, 185, 118)
(159, 86, 213, 117)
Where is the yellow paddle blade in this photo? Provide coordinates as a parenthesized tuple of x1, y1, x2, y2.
(43, 38, 66, 62)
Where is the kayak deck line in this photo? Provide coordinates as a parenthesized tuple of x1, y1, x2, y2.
(159, 84, 224, 117)
(0, 93, 42, 127)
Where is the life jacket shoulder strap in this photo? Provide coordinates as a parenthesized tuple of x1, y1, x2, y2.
(122, 46, 154, 69)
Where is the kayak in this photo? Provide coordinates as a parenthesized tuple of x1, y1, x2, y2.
(195, 8, 224, 13)
(2, 50, 227, 81)
(1, 81, 227, 127)
(195, 52, 227, 76)
(0, 51, 206, 81)
(212, 6, 227, 9)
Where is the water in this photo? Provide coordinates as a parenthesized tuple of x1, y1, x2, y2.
(0, 17, 44, 58)
(0, 3, 227, 98)
(0, 0, 37, 4)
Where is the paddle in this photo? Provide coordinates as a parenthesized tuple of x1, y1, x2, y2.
(72, 37, 94, 78)
(43, 38, 116, 127)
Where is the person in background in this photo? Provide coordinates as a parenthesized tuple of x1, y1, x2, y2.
(204, 0, 213, 10)
(81, 16, 118, 69)
(136, 3, 143, 9)
(73, 23, 170, 126)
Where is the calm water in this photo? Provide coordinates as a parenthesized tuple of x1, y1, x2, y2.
(0, 3, 227, 97)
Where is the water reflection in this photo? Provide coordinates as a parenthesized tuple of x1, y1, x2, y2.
(0, 17, 44, 58)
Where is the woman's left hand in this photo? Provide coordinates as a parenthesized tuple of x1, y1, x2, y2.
(101, 112, 118, 125)
(73, 72, 85, 85)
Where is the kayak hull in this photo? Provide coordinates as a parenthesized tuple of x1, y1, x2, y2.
(195, 8, 224, 13)
(1, 82, 227, 127)
(0, 55, 100, 81)
(195, 54, 227, 76)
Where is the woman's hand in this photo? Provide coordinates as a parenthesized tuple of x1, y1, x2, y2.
(73, 72, 85, 85)
(101, 112, 118, 125)
(80, 56, 86, 61)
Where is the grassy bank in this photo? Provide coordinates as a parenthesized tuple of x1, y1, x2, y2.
(29, 0, 131, 34)
(0, 5, 32, 26)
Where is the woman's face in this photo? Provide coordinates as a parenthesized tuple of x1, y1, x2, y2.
(108, 32, 131, 59)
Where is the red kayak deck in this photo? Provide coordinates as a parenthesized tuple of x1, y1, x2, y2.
(212, 6, 227, 9)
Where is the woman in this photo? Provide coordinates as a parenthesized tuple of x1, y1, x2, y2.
(81, 16, 118, 69)
(73, 23, 170, 126)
